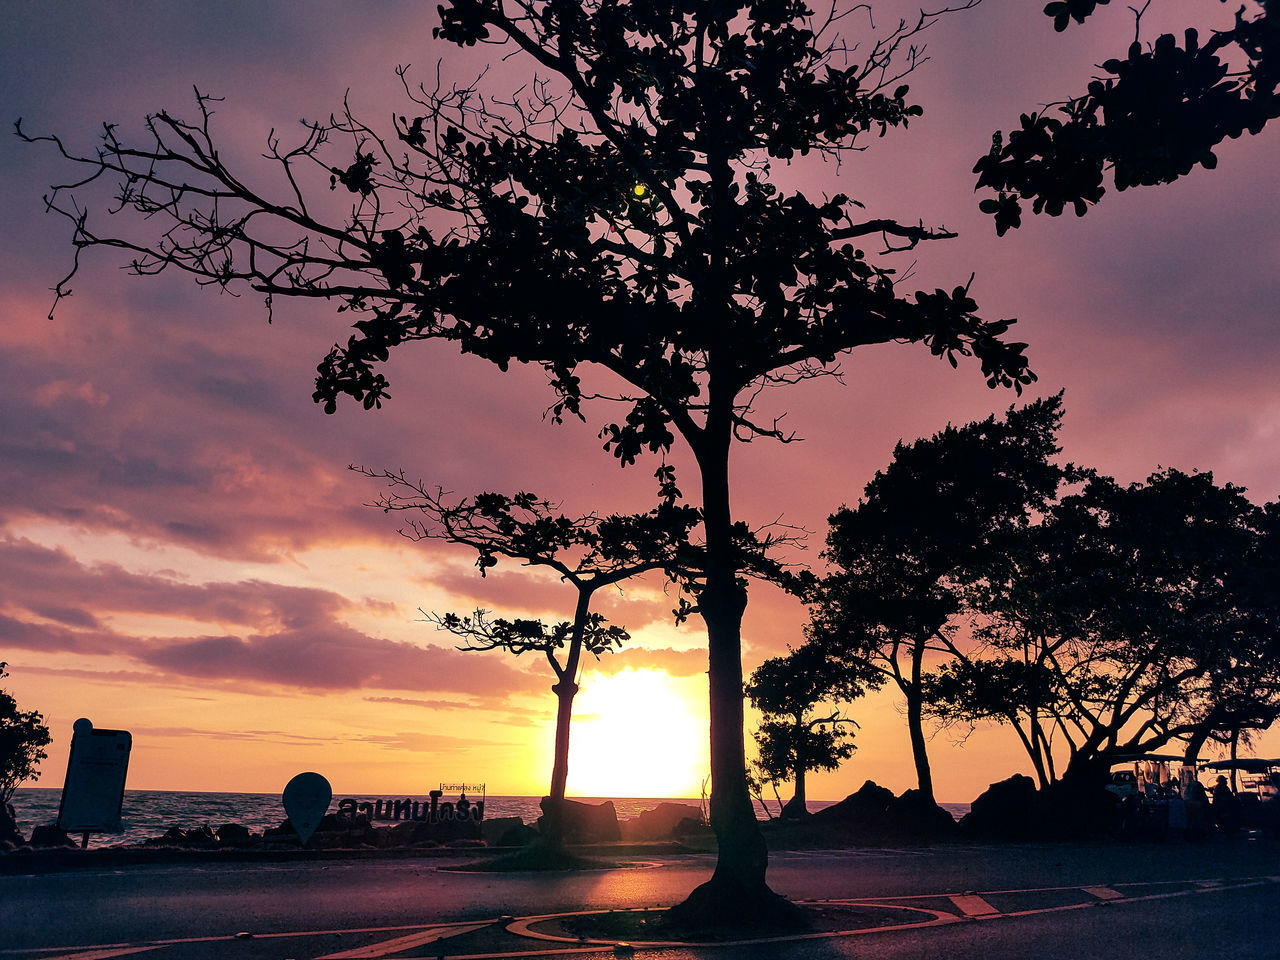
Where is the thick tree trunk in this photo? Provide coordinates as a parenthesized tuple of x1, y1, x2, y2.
(665, 435, 801, 931)
(788, 715, 808, 815)
(906, 638, 935, 804)
(791, 761, 808, 816)
(1183, 725, 1211, 768)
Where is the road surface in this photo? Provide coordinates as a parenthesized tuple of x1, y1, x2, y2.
(2, 839, 1276, 958)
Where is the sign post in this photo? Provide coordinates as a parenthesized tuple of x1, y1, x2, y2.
(282, 772, 332, 846)
(57, 718, 132, 848)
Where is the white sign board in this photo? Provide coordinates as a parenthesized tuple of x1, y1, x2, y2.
(57, 718, 131, 834)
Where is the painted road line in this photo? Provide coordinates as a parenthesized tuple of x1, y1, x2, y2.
(1082, 886, 1124, 900)
(316, 922, 494, 958)
(949, 894, 999, 917)
(32, 948, 166, 960)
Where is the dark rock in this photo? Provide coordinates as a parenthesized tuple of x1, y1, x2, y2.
(539, 798, 621, 843)
(672, 816, 714, 838)
(497, 822, 540, 847)
(779, 795, 808, 820)
(811, 780, 896, 837)
(960, 774, 1038, 840)
(423, 814, 482, 843)
(480, 816, 524, 845)
(264, 819, 299, 840)
(182, 826, 215, 845)
(386, 822, 421, 846)
(621, 802, 703, 840)
(0, 803, 22, 845)
(884, 789, 956, 840)
(809, 782, 954, 842)
(29, 824, 77, 848)
(215, 823, 252, 845)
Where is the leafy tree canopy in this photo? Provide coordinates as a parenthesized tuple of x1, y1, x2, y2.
(0, 664, 52, 805)
(929, 467, 1280, 785)
(745, 642, 864, 813)
(976, 0, 1278, 233)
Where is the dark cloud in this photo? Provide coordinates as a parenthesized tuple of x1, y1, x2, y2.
(0, 536, 543, 697)
(23, 604, 101, 629)
(0, 611, 122, 654)
(138, 627, 531, 695)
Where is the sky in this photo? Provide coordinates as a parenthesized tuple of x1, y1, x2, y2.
(1, 0, 1277, 804)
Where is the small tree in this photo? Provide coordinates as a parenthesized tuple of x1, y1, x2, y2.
(0, 664, 52, 805)
(807, 396, 1069, 803)
(360, 464, 697, 848)
(745, 643, 863, 817)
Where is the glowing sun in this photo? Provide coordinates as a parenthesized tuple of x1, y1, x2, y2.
(566, 668, 709, 799)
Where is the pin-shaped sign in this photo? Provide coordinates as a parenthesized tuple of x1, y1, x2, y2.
(282, 772, 332, 846)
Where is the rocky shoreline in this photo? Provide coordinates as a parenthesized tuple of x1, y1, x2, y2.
(3, 774, 1235, 872)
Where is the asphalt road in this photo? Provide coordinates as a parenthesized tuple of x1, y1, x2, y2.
(3, 840, 1278, 959)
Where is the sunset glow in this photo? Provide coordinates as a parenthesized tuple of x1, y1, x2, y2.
(566, 669, 709, 799)
(2, 1, 1279, 809)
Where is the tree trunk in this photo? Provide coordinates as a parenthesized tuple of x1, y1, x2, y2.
(665, 433, 800, 931)
(1183, 724, 1212, 768)
(788, 714, 809, 816)
(541, 589, 591, 852)
(1230, 729, 1240, 793)
(906, 638, 935, 804)
(540, 678, 579, 851)
(791, 757, 808, 815)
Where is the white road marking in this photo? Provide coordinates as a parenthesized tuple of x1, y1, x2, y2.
(30, 948, 166, 960)
(1082, 886, 1124, 900)
(949, 894, 999, 916)
(316, 922, 493, 958)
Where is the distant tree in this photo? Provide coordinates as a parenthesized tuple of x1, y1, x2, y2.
(744, 643, 865, 817)
(807, 395, 1069, 803)
(0, 664, 52, 805)
(928, 469, 1280, 787)
(975, 0, 1278, 233)
(22, 0, 1037, 924)
(360, 464, 697, 849)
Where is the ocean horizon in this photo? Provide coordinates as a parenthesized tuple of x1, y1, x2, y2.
(9, 787, 972, 848)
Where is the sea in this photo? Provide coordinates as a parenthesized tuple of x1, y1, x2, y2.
(8, 788, 971, 848)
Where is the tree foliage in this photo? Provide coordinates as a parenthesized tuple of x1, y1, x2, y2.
(0, 664, 52, 805)
(359, 464, 696, 834)
(22, 0, 1037, 921)
(807, 394, 1071, 801)
(745, 642, 865, 815)
(926, 468, 1280, 785)
(976, 0, 1278, 233)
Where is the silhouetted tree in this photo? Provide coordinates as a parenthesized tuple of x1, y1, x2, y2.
(929, 469, 1280, 787)
(22, 0, 1036, 924)
(975, 0, 1278, 233)
(359, 464, 696, 849)
(745, 643, 863, 817)
(808, 396, 1069, 802)
(0, 664, 51, 805)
